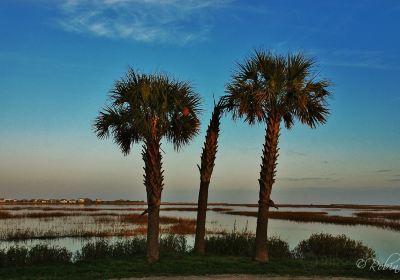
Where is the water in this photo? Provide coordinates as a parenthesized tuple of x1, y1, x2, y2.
(1, 204, 399, 262)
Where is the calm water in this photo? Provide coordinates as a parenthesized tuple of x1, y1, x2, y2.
(1, 204, 399, 262)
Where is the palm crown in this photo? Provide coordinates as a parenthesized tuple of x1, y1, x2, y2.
(225, 50, 330, 128)
(94, 68, 201, 154)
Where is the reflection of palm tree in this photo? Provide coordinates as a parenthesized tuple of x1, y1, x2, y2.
(194, 99, 226, 255)
(225, 51, 331, 263)
(93, 68, 201, 263)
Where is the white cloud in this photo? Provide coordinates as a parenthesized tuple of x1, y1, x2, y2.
(307, 48, 400, 70)
(58, 0, 232, 44)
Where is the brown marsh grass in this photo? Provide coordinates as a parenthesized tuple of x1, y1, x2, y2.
(0, 211, 13, 218)
(0, 213, 198, 241)
(194, 203, 400, 210)
(0, 207, 232, 221)
(0, 211, 121, 219)
(165, 221, 196, 234)
(119, 214, 196, 225)
(223, 210, 400, 231)
(354, 211, 400, 220)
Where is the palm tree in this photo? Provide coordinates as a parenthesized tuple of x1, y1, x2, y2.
(225, 50, 331, 263)
(93, 68, 201, 263)
(194, 98, 226, 255)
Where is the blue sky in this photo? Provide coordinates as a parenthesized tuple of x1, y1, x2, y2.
(0, 0, 399, 203)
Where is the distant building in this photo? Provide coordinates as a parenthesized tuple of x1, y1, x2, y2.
(78, 198, 93, 204)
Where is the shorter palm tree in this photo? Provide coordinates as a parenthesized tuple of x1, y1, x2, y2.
(225, 50, 331, 262)
(93, 68, 201, 263)
(194, 98, 226, 254)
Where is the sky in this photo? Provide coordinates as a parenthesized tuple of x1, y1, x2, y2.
(0, 0, 399, 204)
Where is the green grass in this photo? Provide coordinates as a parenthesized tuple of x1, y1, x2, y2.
(0, 234, 396, 279)
(0, 255, 397, 280)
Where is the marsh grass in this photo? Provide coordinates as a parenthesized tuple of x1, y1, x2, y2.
(166, 221, 196, 234)
(1, 226, 187, 241)
(354, 211, 400, 220)
(2, 205, 399, 243)
(0, 214, 201, 241)
(224, 210, 400, 231)
(119, 214, 196, 225)
(0, 211, 13, 218)
(0, 206, 232, 213)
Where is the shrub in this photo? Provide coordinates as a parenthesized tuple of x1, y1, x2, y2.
(0, 248, 6, 266)
(267, 236, 292, 259)
(5, 246, 29, 266)
(205, 230, 291, 259)
(111, 238, 147, 257)
(28, 244, 72, 265)
(293, 233, 376, 261)
(160, 235, 187, 255)
(205, 231, 254, 256)
(76, 235, 186, 261)
(0, 245, 71, 267)
(76, 239, 112, 261)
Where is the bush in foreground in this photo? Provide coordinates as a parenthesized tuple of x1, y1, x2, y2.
(0, 244, 71, 266)
(76, 237, 147, 261)
(75, 235, 187, 261)
(0, 233, 376, 266)
(205, 231, 291, 259)
(293, 233, 376, 261)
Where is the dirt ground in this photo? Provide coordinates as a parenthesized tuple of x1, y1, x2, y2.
(119, 275, 369, 280)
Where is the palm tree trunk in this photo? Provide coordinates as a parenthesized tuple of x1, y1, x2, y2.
(194, 180, 210, 255)
(142, 137, 164, 263)
(194, 105, 221, 255)
(254, 113, 280, 263)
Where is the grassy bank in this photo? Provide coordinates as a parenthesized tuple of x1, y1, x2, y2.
(1, 233, 397, 279)
(0, 255, 396, 280)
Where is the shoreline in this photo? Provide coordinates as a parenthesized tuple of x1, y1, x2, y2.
(1, 202, 400, 210)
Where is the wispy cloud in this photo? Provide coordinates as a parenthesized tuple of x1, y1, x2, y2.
(278, 177, 332, 182)
(286, 149, 306, 157)
(58, 0, 232, 44)
(375, 169, 392, 173)
(307, 48, 400, 71)
(388, 178, 400, 182)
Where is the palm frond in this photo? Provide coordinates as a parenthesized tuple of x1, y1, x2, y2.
(225, 49, 331, 129)
(94, 67, 202, 154)
(93, 106, 141, 155)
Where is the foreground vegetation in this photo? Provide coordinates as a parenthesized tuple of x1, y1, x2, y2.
(0, 233, 375, 264)
(0, 232, 397, 279)
(2, 256, 397, 280)
(0, 233, 397, 279)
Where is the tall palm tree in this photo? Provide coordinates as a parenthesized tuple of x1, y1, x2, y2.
(194, 98, 226, 255)
(93, 68, 201, 263)
(225, 50, 331, 263)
